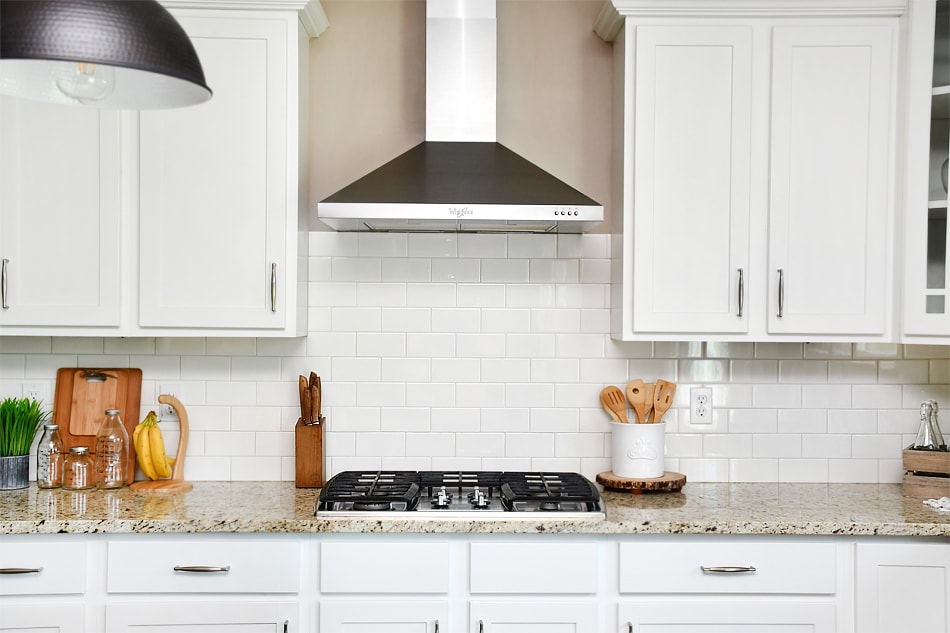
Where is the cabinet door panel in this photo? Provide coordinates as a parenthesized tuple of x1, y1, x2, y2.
(0, 604, 83, 633)
(0, 98, 121, 327)
(139, 16, 288, 329)
(768, 24, 894, 335)
(620, 601, 836, 632)
(632, 26, 752, 333)
(105, 601, 296, 632)
(472, 601, 598, 633)
(855, 542, 950, 633)
(319, 601, 447, 632)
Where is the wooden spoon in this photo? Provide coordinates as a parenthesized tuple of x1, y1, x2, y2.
(642, 383, 655, 423)
(652, 379, 677, 424)
(599, 386, 628, 424)
(625, 379, 650, 424)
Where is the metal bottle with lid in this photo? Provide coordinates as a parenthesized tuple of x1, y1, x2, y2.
(94, 409, 128, 488)
(35, 423, 64, 488)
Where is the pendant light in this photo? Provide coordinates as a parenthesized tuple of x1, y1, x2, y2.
(0, 0, 212, 109)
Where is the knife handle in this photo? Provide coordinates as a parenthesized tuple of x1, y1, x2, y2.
(299, 375, 311, 424)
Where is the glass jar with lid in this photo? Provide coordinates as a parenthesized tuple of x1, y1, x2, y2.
(95, 409, 128, 489)
(35, 423, 64, 488)
(63, 446, 94, 490)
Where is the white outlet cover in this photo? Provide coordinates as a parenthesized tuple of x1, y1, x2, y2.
(690, 387, 713, 424)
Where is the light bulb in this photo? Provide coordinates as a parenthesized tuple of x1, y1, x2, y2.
(55, 61, 115, 104)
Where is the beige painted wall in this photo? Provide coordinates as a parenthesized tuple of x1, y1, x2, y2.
(308, 0, 613, 232)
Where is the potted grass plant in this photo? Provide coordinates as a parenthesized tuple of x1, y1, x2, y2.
(0, 397, 50, 489)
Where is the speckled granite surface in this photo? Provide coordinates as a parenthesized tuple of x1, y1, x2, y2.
(0, 482, 947, 536)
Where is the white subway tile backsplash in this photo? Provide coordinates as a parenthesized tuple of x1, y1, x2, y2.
(381, 258, 431, 282)
(3, 233, 946, 485)
(432, 258, 480, 283)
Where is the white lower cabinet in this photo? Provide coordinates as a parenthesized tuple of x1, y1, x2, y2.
(0, 536, 87, 632)
(0, 604, 84, 633)
(104, 536, 302, 632)
(318, 601, 448, 632)
(619, 601, 836, 632)
(104, 602, 298, 632)
(1, 533, 946, 631)
(855, 541, 950, 633)
(471, 601, 599, 632)
(319, 540, 450, 631)
(617, 539, 841, 633)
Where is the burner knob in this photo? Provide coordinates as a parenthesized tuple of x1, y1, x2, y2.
(431, 486, 452, 508)
(469, 487, 490, 508)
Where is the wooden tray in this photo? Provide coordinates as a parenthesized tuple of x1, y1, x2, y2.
(52, 368, 142, 485)
(597, 471, 686, 494)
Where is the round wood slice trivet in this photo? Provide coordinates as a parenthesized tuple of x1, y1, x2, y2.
(597, 471, 686, 494)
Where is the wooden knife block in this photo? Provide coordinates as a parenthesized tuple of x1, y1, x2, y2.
(295, 418, 324, 488)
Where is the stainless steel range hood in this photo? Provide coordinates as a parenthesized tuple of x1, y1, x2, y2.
(317, 0, 603, 233)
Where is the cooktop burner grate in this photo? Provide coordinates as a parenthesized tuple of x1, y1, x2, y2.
(316, 470, 605, 518)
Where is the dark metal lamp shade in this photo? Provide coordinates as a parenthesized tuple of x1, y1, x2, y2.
(0, 0, 212, 109)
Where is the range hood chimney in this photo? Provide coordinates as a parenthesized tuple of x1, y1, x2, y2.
(317, 0, 603, 233)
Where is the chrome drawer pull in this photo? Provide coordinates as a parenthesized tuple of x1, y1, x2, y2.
(173, 565, 231, 573)
(701, 565, 756, 573)
(0, 566, 43, 574)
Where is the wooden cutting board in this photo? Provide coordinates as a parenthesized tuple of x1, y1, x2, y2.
(52, 368, 143, 485)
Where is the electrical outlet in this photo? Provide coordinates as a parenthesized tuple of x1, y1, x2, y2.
(22, 382, 49, 405)
(157, 382, 182, 418)
(691, 387, 713, 424)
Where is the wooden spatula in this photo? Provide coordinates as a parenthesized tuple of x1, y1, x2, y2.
(652, 379, 676, 424)
(600, 386, 628, 424)
(625, 379, 650, 424)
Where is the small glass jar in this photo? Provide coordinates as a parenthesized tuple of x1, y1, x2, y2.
(36, 423, 64, 489)
(63, 446, 94, 491)
(95, 409, 128, 489)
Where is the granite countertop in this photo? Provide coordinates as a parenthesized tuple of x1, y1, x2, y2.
(0, 482, 947, 537)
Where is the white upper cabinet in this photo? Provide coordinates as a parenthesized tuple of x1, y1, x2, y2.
(599, 0, 901, 342)
(0, 0, 325, 337)
(138, 10, 308, 334)
(0, 101, 122, 328)
(903, 0, 950, 342)
(766, 24, 894, 336)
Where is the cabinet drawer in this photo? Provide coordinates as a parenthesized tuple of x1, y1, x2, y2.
(321, 541, 449, 594)
(470, 541, 598, 594)
(619, 541, 837, 594)
(107, 538, 300, 594)
(0, 539, 85, 595)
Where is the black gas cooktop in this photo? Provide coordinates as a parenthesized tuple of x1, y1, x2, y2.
(316, 470, 605, 520)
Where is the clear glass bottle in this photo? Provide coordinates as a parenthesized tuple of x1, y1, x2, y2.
(928, 400, 946, 450)
(35, 423, 64, 488)
(63, 446, 94, 490)
(94, 409, 128, 489)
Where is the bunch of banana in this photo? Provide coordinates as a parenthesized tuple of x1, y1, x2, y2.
(133, 411, 174, 480)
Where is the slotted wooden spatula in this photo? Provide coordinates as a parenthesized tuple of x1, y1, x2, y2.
(600, 386, 628, 424)
(625, 379, 650, 424)
(652, 379, 676, 424)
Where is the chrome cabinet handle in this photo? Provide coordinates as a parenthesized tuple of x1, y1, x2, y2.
(737, 268, 744, 318)
(270, 262, 278, 312)
(776, 268, 784, 318)
(0, 566, 42, 574)
(1, 258, 8, 309)
(434, 620, 439, 633)
(479, 620, 484, 633)
(280, 620, 288, 633)
(627, 623, 633, 633)
(173, 565, 231, 573)
(701, 565, 756, 573)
